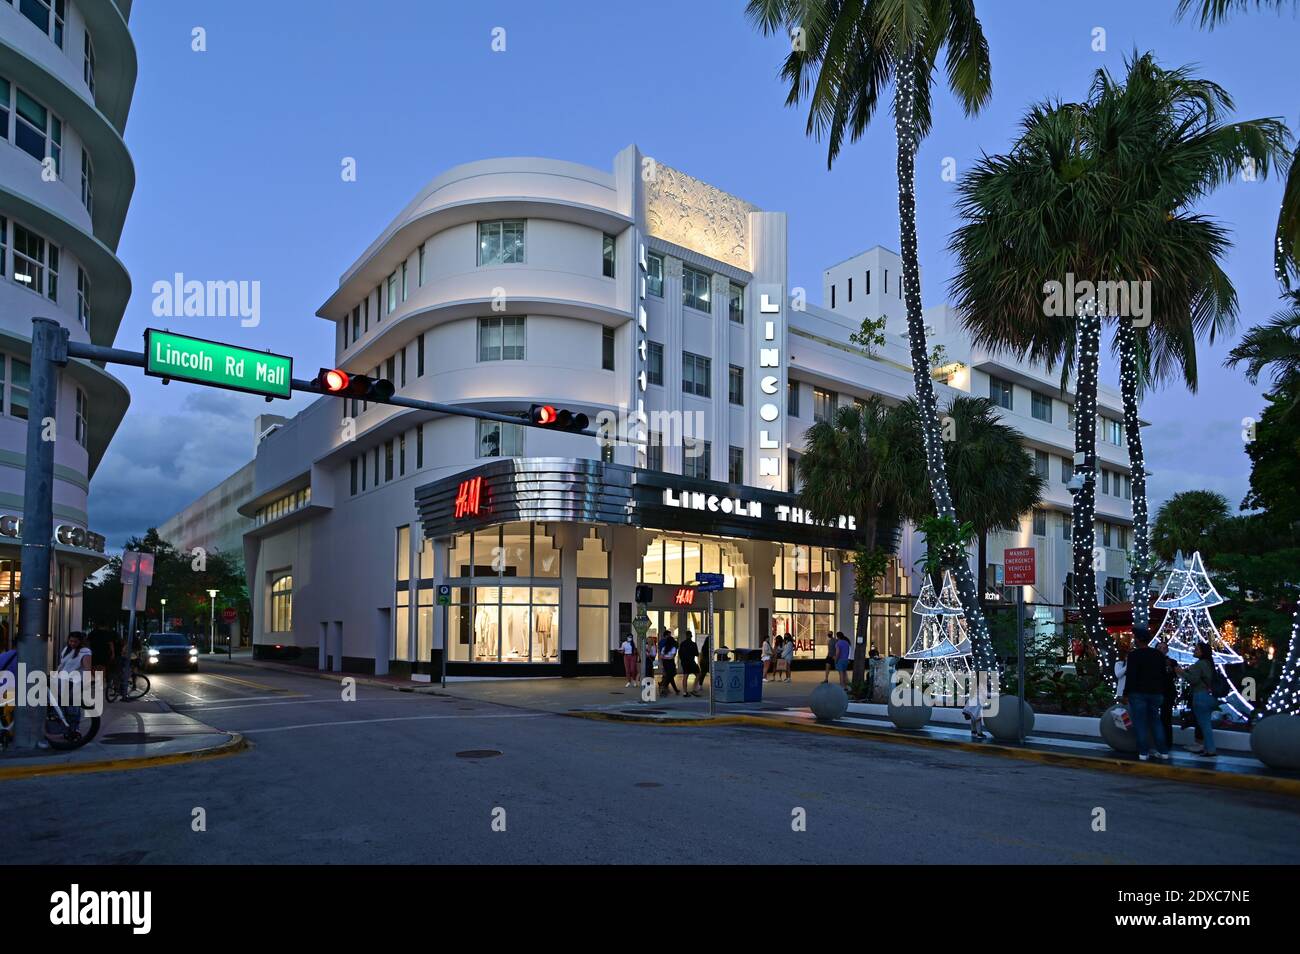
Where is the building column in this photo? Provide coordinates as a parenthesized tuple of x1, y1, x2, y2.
(557, 524, 580, 674)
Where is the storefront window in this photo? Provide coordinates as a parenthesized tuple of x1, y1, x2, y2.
(417, 587, 433, 660)
(269, 573, 293, 633)
(578, 588, 609, 663)
(445, 522, 563, 663)
(0, 560, 20, 651)
(640, 534, 738, 587)
(394, 588, 410, 661)
(419, 536, 434, 580)
(576, 530, 608, 578)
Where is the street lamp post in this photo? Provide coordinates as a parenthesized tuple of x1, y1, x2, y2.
(160, 598, 167, 635)
(207, 589, 218, 654)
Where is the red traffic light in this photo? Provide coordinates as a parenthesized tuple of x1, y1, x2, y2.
(529, 404, 589, 432)
(317, 368, 350, 393)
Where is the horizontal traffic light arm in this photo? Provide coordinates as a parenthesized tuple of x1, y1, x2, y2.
(61, 340, 603, 439)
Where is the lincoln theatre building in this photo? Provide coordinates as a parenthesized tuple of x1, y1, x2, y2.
(242, 145, 1135, 675)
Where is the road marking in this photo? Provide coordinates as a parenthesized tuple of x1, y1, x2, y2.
(194, 671, 283, 692)
(156, 682, 209, 701)
(243, 712, 548, 734)
(175, 694, 311, 708)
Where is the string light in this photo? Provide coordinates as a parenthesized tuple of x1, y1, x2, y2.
(1264, 606, 1300, 717)
(1118, 322, 1151, 631)
(892, 42, 997, 675)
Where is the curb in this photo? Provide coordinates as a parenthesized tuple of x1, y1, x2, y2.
(563, 710, 1300, 797)
(0, 732, 249, 782)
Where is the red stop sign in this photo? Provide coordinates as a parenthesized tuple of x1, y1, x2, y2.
(222, 608, 237, 622)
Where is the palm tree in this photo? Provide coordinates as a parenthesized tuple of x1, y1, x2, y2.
(1176, 1, 1300, 287)
(888, 396, 1047, 608)
(1226, 290, 1300, 392)
(799, 398, 912, 685)
(1151, 490, 1232, 562)
(747, 0, 999, 671)
(949, 53, 1286, 683)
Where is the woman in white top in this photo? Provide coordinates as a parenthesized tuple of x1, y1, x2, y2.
(57, 631, 93, 676)
(620, 633, 638, 687)
(761, 636, 774, 681)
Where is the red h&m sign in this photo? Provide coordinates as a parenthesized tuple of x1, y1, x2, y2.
(1003, 547, 1036, 586)
(454, 477, 486, 519)
(673, 586, 697, 606)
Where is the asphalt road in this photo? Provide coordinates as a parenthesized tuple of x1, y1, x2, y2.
(10, 664, 1300, 864)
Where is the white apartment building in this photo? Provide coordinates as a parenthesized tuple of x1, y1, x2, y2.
(239, 146, 1134, 676)
(0, 0, 136, 647)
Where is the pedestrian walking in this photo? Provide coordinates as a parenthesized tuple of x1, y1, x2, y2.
(822, 631, 836, 683)
(1158, 640, 1177, 749)
(1181, 641, 1219, 759)
(644, 629, 657, 682)
(620, 631, 638, 687)
(679, 630, 702, 696)
(761, 635, 774, 681)
(1123, 626, 1171, 761)
(658, 629, 680, 696)
(779, 633, 794, 682)
(699, 632, 712, 685)
(834, 631, 851, 690)
(86, 620, 116, 679)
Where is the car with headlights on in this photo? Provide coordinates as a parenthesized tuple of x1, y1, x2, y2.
(142, 632, 200, 672)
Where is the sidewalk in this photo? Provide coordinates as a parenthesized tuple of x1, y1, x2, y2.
(0, 696, 245, 780)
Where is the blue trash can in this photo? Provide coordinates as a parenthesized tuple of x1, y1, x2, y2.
(742, 660, 764, 702)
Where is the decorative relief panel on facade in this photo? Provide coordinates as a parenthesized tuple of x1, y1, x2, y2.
(645, 165, 755, 271)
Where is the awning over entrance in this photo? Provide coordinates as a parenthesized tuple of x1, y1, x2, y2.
(414, 457, 861, 550)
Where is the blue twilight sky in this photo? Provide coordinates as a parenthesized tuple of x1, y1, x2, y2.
(89, 0, 1300, 547)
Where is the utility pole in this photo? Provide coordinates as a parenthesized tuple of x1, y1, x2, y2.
(14, 319, 67, 749)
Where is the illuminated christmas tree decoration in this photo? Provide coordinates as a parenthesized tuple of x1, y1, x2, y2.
(1263, 607, 1300, 717)
(905, 572, 973, 692)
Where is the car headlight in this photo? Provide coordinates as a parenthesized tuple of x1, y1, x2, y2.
(189, 648, 199, 656)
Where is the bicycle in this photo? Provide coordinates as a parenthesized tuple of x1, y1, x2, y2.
(0, 651, 101, 751)
(104, 656, 150, 702)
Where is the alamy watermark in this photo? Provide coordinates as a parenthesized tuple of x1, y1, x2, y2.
(1042, 273, 1150, 327)
(151, 273, 261, 327)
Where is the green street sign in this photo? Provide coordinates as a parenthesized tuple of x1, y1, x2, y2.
(144, 329, 292, 399)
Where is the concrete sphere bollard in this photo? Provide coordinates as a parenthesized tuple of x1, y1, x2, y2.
(1099, 704, 1139, 753)
(985, 696, 1035, 740)
(1251, 714, 1300, 771)
(887, 698, 932, 730)
(809, 682, 849, 723)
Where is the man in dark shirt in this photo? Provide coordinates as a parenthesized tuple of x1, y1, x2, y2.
(678, 631, 701, 697)
(1124, 626, 1171, 761)
(86, 622, 116, 674)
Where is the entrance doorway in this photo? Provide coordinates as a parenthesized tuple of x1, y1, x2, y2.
(643, 591, 735, 652)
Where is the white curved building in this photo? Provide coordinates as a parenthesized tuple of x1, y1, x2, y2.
(244, 146, 1136, 676)
(0, 0, 135, 646)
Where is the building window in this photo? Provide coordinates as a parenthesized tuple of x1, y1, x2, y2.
(884, 268, 889, 294)
(1061, 512, 1072, 540)
(12, 223, 57, 301)
(1101, 469, 1111, 495)
(787, 380, 800, 417)
(1031, 391, 1053, 422)
(76, 267, 90, 329)
(788, 452, 801, 491)
(1104, 418, 1125, 445)
(417, 333, 426, 376)
(646, 341, 663, 386)
(18, 0, 65, 46)
(416, 424, 424, 469)
(0, 215, 6, 279)
(1060, 456, 1071, 483)
(74, 387, 87, 447)
(350, 458, 358, 495)
(269, 573, 293, 633)
(477, 419, 524, 458)
(6, 358, 28, 420)
(401, 261, 409, 302)
(646, 252, 664, 297)
(602, 327, 615, 371)
(847, 277, 853, 302)
(728, 446, 744, 484)
(80, 149, 93, 213)
(1034, 449, 1049, 478)
(728, 282, 744, 323)
(1032, 509, 1047, 537)
(684, 439, 711, 479)
(864, 270, 871, 295)
(831, 284, 836, 309)
(7, 83, 62, 172)
(813, 387, 837, 424)
(989, 376, 1013, 411)
(350, 306, 360, 344)
(1122, 474, 1132, 500)
(478, 316, 526, 361)
(578, 581, 610, 663)
(386, 271, 397, 314)
(646, 433, 663, 472)
(478, 219, 525, 265)
(418, 243, 426, 286)
(682, 351, 711, 398)
(728, 365, 744, 405)
(602, 233, 616, 278)
(253, 487, 312, 526)
(682, 266, 711, 312)
(384, 440, 394, 481)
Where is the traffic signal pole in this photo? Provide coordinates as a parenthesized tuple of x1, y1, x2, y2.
(9, 323, 614, 748)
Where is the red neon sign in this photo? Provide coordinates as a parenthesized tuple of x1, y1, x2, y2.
(673, 586, 696, 606)
(454, 477, 485, 519)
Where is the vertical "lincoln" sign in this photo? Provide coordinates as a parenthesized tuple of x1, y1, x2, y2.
(753, 284, 785, 491)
